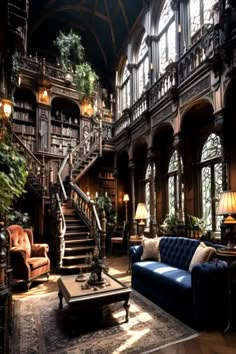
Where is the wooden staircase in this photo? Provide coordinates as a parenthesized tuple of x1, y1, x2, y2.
(60, 204, 95, 273)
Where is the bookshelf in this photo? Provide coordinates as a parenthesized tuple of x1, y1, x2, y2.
(13, 87, 36, 151)
(98, 170, 116, 207)
(51, 97, 80, 156)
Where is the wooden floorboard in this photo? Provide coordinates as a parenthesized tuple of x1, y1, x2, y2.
(12, 255, 236, 354)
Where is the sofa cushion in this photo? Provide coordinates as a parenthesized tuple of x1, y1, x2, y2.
(132, 261, 192, 291)
(189, 242, 216, 271)
(159, 237, 200, 270)
(141, 237, 161, 261)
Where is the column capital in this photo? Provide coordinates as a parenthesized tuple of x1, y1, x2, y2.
(173, 133, 182, 150)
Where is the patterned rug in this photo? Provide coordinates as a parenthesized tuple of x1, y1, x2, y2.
(12, 290, 198, 354)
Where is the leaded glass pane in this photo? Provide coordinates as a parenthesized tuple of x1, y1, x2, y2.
(190, 0, 200, 37)
(204, 0, 217, 24)
(122, 61, 129, 84)
(202, 166, 212, 230)
(214, 163, 223, 231)
(138, 34, 148, 63)
(158, 0, 173, 34)
(168, 176, 175, 215)
(201, 133, 221, 161)
(159, 34, 166, 74)
(145, 181, 150, 226)
(168, 21, 176, 63)
(168, 150, 179, 172)
(138, 62, 144, 96)
(144, 56, 149, 87)
(145, 164, 152, 179)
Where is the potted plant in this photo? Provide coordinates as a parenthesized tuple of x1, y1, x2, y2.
(53, 30, 98, 96)
(186, 214, 206, 238)
(160, 214, 178, 235)
(95, 195, 113, 222)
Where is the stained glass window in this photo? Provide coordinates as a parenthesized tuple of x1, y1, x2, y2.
(120, 60, 130, 112)
(190, 0, 217, 38)
(201, 133, 222, 231)
(137, 34, 149, 98)
(168, 150, 183, 216)
(158, 0, 176, 75)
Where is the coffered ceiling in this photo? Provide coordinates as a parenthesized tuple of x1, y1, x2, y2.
(27, 0, 145, 89)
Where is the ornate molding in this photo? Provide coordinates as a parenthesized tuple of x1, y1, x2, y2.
(180, 76, 211, 105)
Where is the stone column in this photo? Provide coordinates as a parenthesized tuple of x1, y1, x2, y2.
(129, 159, 137, 235)
(173, 134, 185, 235)
(214, 110, 227, 190)
(147, 148, 158, 237)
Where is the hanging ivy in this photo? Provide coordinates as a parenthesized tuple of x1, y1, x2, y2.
(53, 30, 98, 96)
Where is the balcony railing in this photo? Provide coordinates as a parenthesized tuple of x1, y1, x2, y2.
(115, 25, 214, 136)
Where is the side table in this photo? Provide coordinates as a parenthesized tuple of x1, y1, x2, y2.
(215, 248, 236, 332)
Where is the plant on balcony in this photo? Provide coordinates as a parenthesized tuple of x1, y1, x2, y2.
(53, 30, 98, 96)
(0, 139, 28, 220)
(95, 195, 113, 222)
(160, 214, 178, 235)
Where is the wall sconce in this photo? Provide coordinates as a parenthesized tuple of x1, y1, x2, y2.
(217, 190, 236, 249)
(135, 203, 148, 238)
(0, 98, 14, 119)
(123, 194, 129, 222)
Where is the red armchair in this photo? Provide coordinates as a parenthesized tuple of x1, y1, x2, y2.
(6, 224, 50, 290)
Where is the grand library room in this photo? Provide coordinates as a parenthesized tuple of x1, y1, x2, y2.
(1, 0, 236, 353)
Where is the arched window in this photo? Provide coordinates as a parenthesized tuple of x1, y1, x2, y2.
(201, 133, 222, 231)
(145, 163, 156, 226)
(119, 60, 130, 115)
(189, 0, 217, 40)
(157, 0, 176, 75)
(168, 150, 183, 216)
(137, 33, 149, 98)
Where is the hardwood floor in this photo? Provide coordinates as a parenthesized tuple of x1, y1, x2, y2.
(12, 255, 236, 354)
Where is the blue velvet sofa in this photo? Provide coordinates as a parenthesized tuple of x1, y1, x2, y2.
(130, 236, 228, 329)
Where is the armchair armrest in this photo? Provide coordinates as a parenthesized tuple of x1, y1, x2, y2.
(10, 247, 27, 260)
(191, 260, 228, 328)
(130, 245, 143, 263)
(31, 243, 49, 257)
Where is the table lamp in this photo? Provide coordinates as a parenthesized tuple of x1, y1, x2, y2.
(135, 203, 148, 238)
(123, 194, 129, 222)
(217, 190, 236, 249)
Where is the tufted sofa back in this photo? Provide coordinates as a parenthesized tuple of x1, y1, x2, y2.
(8, 224, 32, 259)
(159, 237, 200, 270)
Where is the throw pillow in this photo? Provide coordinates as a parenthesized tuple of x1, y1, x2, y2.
(141, 237, 161, 261)
(189, 242, 216, 271)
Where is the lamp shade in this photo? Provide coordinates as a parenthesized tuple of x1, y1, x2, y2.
(135, 203, 148, 220)
(123, 194, 129, 202)
(217, 191, 236, 215)
(217, 191, 236, 223)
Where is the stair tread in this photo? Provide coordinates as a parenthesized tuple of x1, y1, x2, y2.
(60, 264, 91, 270)
(63, 244, 94, 250)
(64, 239, 94, 244)
(63, 255, 90, 260)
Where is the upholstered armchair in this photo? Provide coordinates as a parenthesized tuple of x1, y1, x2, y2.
(6, 224, 50, 290)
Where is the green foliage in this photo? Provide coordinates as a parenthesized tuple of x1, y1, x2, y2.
(53, 30, 84, 70)
(74, 62, 98, 96)
(95, 195, 113, 221)
(160, 214, 178, 234)
(186, 214, 206, 233)
(6, 210, 31, 228)
(53, 30, 98, 96)
(0, 142, 28, 219)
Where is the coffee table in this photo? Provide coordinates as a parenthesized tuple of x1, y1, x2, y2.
(57, 272, 131, 323)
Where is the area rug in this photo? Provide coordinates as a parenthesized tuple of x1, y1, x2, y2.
(12, 290, 198, 354)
